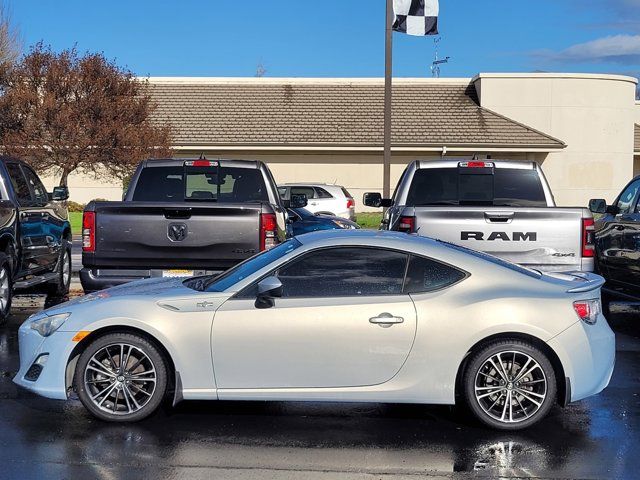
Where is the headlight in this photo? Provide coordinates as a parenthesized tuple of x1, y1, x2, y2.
(30, 313, 71, 337)
(332, 220, 354, 229)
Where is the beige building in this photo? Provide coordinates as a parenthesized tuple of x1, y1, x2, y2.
(45, 73, 640, 210)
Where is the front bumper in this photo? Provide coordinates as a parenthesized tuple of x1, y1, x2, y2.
(13, 321, 78, 400)
(547, 314, 615, 403)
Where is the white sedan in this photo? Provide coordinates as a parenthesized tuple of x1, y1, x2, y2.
(14, 230, 615, 429)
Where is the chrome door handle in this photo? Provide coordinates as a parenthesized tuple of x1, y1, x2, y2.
(369, 313, 404, 327)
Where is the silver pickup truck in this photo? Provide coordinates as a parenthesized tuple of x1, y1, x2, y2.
(364, 160, 595, 272)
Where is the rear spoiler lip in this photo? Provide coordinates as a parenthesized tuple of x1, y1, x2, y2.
(564, 272, 606, 293)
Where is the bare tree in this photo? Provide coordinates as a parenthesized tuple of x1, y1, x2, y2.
(0, 2, 21, 69)
(0, 43, 173, 186)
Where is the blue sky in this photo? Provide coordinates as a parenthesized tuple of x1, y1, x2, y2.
(10, 0, 640, 79)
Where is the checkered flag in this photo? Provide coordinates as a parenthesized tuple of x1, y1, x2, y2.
(392, 0, 439, 36)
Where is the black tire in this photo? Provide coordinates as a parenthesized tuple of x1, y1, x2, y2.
(0, 253, 12, 325)
(46, 240, 71, 297)
(75, 333, 168, 422)
(463, 339, 557, 430)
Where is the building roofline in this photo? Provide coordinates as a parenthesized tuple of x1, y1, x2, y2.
(145, 76, 472, 85)
(472, 72, 638, 85)
(172, 144, 563, 153)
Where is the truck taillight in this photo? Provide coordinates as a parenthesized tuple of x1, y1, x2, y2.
(347, 198, 355, 209)
(260, 213, 278, 251)
(82, 212, 96, 252)
(398, 216, 415, 233)
(582, 218, 595, 257)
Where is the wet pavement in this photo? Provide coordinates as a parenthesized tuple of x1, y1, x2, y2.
(0, 297, 638, 479)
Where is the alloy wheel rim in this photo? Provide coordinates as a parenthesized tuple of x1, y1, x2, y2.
(84, 343, 157, 415)
(474, 350, 547, 424)
(0, 266, 10, 313)
(62, 250, 70, 287)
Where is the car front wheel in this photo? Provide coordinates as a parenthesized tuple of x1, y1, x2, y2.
(75, 333, 168, 422)
(463, 340, 557, 430)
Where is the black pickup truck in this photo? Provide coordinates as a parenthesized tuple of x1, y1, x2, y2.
(80, 158, 294, 292)
(589, 176, 640, 303)
(0, 157, 72, 323)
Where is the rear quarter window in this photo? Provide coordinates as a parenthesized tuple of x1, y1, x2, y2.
(404, 255, 467, 294)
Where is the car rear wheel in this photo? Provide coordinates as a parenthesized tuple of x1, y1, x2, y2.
(75, 333, 168, 422)
(463, 340, 556, 430)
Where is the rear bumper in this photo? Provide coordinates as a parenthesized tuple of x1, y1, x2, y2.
(547, 315, 615, 403)
(80, 267, 224, 292)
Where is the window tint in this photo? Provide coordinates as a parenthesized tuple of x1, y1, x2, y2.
(6, 163, 32, 204)
(340, 187, 353, 199)
(315, 187, 333, 199)
(22, 167, 48, 204)
(277, 247, 408, 297)
(406, 167, 546, 207)
(616, 180, 640, 214)
(290, 186, 315, 199)
(404, 255, 466, 293)
(132, 166, 269, 202)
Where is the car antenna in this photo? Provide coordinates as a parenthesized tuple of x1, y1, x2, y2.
(198, 152, 206, 160)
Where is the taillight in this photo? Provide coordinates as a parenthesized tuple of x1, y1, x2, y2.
(398, 216, 415, 233)
(260, 213, 278, 251)
(573, 299, 600, 325)
(347, 198, 355, 209)
(582, 218, 595, 257)
(458, 161, 495, 168)
(82, 212, 96, 252)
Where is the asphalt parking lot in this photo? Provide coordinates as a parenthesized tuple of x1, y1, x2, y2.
(0, 297, 638, 480)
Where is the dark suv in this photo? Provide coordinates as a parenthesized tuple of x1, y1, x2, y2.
(0, 157, 72, 323)
(589, 176, 640, 302)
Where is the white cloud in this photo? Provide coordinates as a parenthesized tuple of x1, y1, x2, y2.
(532, 34, 640, 65)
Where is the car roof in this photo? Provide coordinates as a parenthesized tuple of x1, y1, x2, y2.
(416, 159, 536, 170)
(295, 229, 439, 249)
(282, 183, 343, 188)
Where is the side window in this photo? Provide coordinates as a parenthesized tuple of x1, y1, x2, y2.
(291, 186, 315, 199)
(277, 247, 408, 297)
(278, 187, 288, 199)
(616, 180, 640, 214)
(315, 187, 333, 199)
(22, 167, 49, 204)
(6, 163, 33, 205)
(404, 255, 467, 294)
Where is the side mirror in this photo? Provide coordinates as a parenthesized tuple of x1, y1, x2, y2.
(52, 186, 69, 201)
(588, 199, 607, 214)
(289, 193, 308, 208)
(255, 276, 283, 309)
(363, 192, 393, 208)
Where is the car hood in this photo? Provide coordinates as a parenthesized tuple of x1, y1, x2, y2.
(43, 277, 193, 314)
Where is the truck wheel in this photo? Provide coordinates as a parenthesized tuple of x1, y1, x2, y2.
(0, 254, 12, 325)
(75, 333, 168, 422)
(463, 339, 556, 430)
(46, 241, 71, 297)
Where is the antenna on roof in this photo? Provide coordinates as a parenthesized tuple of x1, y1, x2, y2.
(198, 152, 206, 160)
(430, 37, 450, 78)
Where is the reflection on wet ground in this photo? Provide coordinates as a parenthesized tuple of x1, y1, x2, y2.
(0, 295, 638, 479)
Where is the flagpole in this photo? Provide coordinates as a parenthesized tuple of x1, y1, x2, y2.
(383, 0, 393, 200)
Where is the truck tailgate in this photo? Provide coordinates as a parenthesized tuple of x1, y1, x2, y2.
(411, 207, 588, 271)
(85, 202, 263, 270)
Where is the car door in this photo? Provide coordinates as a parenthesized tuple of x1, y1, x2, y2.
(21, 165, 62, 269)
(312, 186, 336, 214)
(4, 163, 51, 273)
(597, 179, 640, 285)
(615, 195, 640, 294)
(212, 246, 417, 390)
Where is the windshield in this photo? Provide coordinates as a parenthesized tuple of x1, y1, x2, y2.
(132, 165, 269, 202)
(406, 168, 547, 207)
(438, 239, 542, 279)
(185, 238, 303, 292)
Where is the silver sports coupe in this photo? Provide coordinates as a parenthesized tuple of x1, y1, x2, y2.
(14, 230, 615, 430)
